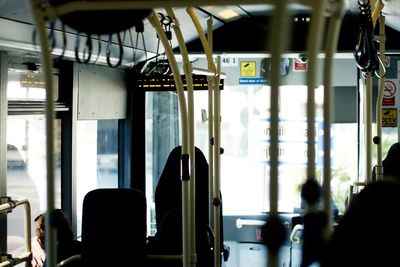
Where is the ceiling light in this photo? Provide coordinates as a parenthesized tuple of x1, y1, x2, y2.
(217, 9, 240, 20)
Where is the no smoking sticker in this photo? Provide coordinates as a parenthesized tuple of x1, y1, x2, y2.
(383, 80, 397, 106)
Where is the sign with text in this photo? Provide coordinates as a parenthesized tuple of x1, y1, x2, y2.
(239, 77, 267, 84)
(382, 108, 398, 127)
(249, 117, 334, 166)
(219, 56, 238, 67)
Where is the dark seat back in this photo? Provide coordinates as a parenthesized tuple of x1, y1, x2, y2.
(81, 188, 146, 267)
(147, 146, 222, 267)
(154, 146, 210, 229)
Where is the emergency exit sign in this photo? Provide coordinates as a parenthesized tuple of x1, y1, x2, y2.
(382, 108, 398, 127)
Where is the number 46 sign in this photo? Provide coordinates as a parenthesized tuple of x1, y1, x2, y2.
(216, 56, 238, 67)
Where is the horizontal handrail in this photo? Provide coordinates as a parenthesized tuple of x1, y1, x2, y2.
(236, 218, 290, 229)
(0, 198, 31, 267)
(0, 252, 31, 267)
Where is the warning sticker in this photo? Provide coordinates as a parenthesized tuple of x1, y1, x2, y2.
(382, 108, 398, 127)
(382, 80, 397, 106)
(293, 58, 307, 71)
(240, 61, 256, 77)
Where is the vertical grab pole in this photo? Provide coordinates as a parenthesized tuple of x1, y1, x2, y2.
(355, 0, 381, 184)
(186, 9, 216, 232)
(268, 0, 288, 219)
(305, 0, 327, 187)
(208, 18, 223, 267)
(213, 56, 221, 267)
(148, 12, 191, 267)
(207, 17, 215, 232)
(165, 7, 197, 266)
(375, 12, 385, 181)
(365, 76, 373, 184)
(261, 2, 289, 267)
(322, 0, 345, 237)
(208, 64, 215, 230)
(29, 1, 57, 267)
(23, 200, 32, 256)
(300, 1, 327, 266)
(186, 8, 220, 265)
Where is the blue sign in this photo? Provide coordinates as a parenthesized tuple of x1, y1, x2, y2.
(239, 77, 268, 85)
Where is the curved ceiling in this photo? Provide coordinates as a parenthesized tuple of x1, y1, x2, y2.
(0, 1, 398, 68)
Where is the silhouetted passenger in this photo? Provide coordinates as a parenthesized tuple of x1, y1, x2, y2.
(31, 209, 78, 267)
(382, 142, 400, 181)
(322, 142, 400, 267)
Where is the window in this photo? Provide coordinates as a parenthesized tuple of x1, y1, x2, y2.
(7, 68, 62, 257)
(75, 120, 119, 238)
(192, 85, 357, 215)
(145, 91, 179, 235)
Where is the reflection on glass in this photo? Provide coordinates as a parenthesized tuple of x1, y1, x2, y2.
(192, 85, 357, 215)
(145, 92, 179, 235)
(7, 117, 62, 256)
(145, 85, 358, 217)
(76, 120, 119, 238)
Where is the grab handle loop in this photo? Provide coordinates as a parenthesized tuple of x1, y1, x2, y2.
(75, 33, 92, 64)
(354, 0, 379, 77)
(106, 33, 124, 68)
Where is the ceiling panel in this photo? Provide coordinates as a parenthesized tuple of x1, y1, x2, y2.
(0, 1, 399, 68)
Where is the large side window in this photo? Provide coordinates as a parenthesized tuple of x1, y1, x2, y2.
(145, 91, 179, 235)
(144, 84, 359, 221)
(6, 68, 62, 256)
(192, 85, 358, 215)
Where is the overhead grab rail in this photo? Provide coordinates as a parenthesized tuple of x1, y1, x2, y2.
(0, 197, 32, 267)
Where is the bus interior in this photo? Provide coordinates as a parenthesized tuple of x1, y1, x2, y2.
(1, 1, 400, 267)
